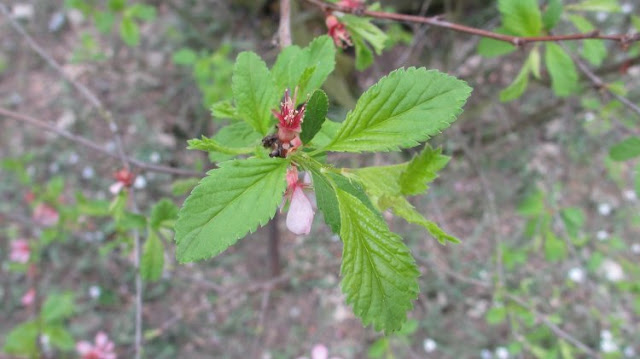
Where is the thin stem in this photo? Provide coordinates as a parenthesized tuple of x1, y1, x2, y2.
(0, 108, 203, 177)
(279, 0, 293, 48)
(302, 0, 640, 47)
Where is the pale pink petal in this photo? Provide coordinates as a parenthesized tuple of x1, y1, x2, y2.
(95, 332, 108, 347)
(33, 203, 59, 227)
(286, 167, 299, 188)
(76, 341, 93, 354)
(311, 344, 329, 359)
(9, 239, 30, 263)
(104, 353, 117, 359)
(286, 187, 315, 235)
(109, 181, 124, 195)
(21, 288, 36, 306)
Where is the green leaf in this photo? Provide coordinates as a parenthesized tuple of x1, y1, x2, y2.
(141, 231, 165, 281)
(172, 48, 198, 66)
(560, 207, 584, 238)
(232, 52, 279, 135)
(272, 36, 336, 100)
(543, 0, 564, 30)
(175, 158, 288, 262)
(325, 68, 471, 153)
(127, 4, 156, 21)
(171, 178, 200, 196)
(119, 15, 140, 47)
(94, 11, 115, 33)
(609, 137, 640, 161)
(368, 337, 389, 358)
(382, 195, 460, 244)
(486, 306, 508, 325)
(400, 146, 450, 196)
(352, 34, 375, 70)
(566, 0, 621, 12)
(44, 326, 75, 350)
(477, 27, 516, 58)
(529, 47, 542, 79)
(210, 100, 239, 120)
(498, 0, 543, 36)
(301, 90, 329, 144)
(187, 136, 254, 156)
(108, 0, 126, 12)
(208, 121, 262, 163)
(310, 167, 341, 234)
(150, 199, 178, 230)
(500, 58, 531, 102)
(517, 189, 545, 217)
(3, 321, 38, 355)
(342, 15, 387, 55)
(337, 189, 420, 332)
(567, 15, 606, 66)
(42, 292, 75, 323)
(544, 232, 567, 261)
(545, 42, 579, 96)
(312, 119, 342, 147)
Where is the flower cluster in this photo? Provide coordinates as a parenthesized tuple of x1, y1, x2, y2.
(283, 167, 316, 235)
(76, 332, 117, 359)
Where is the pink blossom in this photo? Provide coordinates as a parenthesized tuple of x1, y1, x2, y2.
(110, 168, 136, 194)
(21, 288, 35, 307)
(273, 88, 306, 144)
(326, 15, 352, 48)
(283, 167, 316, 235)
(338, 0, 365, 9)
(9, 239, 30, 263)
(298, 344, 343, 359)
(32, 203, 59, 227)
(76, 332, 116, 359)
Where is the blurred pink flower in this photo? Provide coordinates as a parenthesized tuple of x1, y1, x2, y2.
(283, 167, 316, 235)
(21, 288, 35, 307)
(298, 344, 343, 359)
(76, 332, 116, 359)
(9, 239, 30, 263)
(338, 0, 364, 9)
(326, 15, 352, 48)
(32, 203, 59, 227)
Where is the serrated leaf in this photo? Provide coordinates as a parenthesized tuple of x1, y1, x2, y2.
(3, 321, 38, 355)
(498, 0, 543, 36)
(187, 136, 254, 156)
(42, 292, 75, 323)
(543, 0, 564, 30)
(352, 34, 375, 70)
(500, 59, 531, 102)
(381, 195, 460, 244)
(566, 0, 621, 12)
(400, 146, 450, 195)
(150, 199, 178, 230)
(141, 231, 165, 281)
(342, 15, 387, 55)
(175, 158, 288, 262)
(325, 68, 471, 153)
(271, 45, 306, 95)
(337, 189, 419, 333)
(477, 27, 517, 58)
(312, 119, 341, 147)
(545, 42, 579, 96)
(119, 15, 140, 46)
(609, 137, 640, 161)
(232, 52, 279, 135)
(208, 121, 262, 163)
(210, 100, 239, 120)
(310, 168, 341, 234)
(44, 326, 75, 350)
(568, 15, 607, 66)
(301, 90, 329, 144)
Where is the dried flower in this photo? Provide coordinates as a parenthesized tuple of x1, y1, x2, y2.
(10, 239, 30, 263)
(76, 332, 117, 359)
(326, 15, 352, 48)
(283, 167, 316, 235)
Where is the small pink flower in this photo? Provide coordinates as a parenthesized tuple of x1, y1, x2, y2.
(32, 203, 59, 227)
(110, 168, 135, 194)
(21, 288, 36, 307)
(298, 344, 343, 359)
(9, 239, 30, 263)
(326, 15, 353, 48)
(283, 167, 316, 235)
(76, 332, 116, 359)
(273, 88, 306, 144)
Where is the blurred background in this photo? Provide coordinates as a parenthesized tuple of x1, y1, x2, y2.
(1, 0, 639, 358)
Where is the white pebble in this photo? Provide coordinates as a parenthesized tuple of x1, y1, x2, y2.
(631, 243, 640, 254)
(423, 338, 437, 353)
(568, 267, 585, 283)
(481, 349, 493, 359)
(599, 260, 624, 282)
(597, 203, 612, 216)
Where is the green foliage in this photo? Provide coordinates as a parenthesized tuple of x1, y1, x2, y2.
(609, 137, 640, 161)
(341, 15, 388, 70)
(545, 42, 579, 97)
(477, 28, 516, 58)
(324, 68, 471, 152)
(150, 199, 179, 230)
(566, 0, 621, 12)
(3, 321, 39, 356)
(175, 158, 289, 262)
(543, 0, 564, 30)
(567, 15, 607, 66)
(141, 230, 165, 281)
(500, 52, 534, 102)
(300, 90, 329, 144)
(498, 0, 543, 36)
(232, 52, 280, 135)
(337, 189, 419, 332)
(42, 292, 75, 323)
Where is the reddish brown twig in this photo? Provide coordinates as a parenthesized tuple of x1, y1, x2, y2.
(303, 0, 640, 47)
